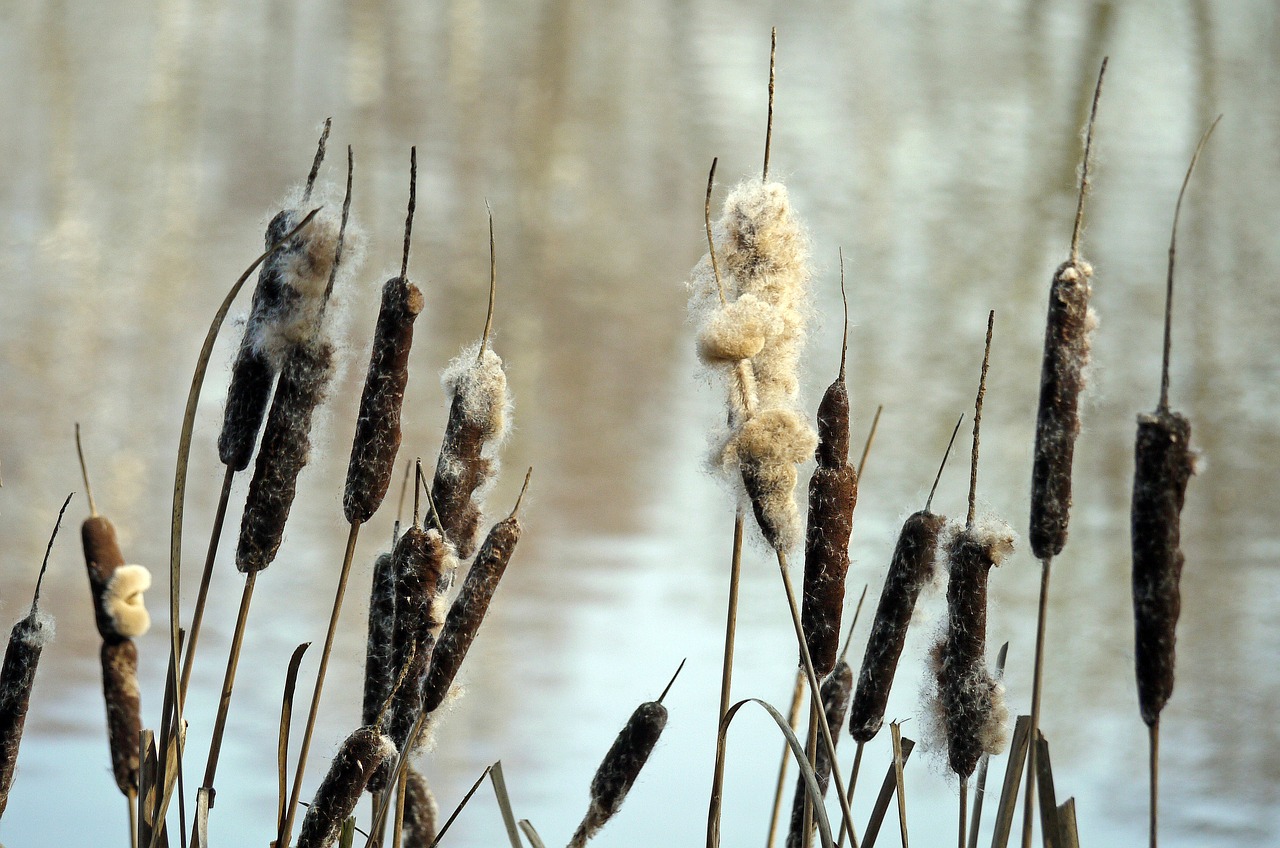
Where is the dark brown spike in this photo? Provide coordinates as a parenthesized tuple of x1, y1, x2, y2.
(296, 726, 396, 848)
(362, 551, 397, 729)
(967, 312, 995, 528)
(82, 515, 126, 640)
(656, 658, 686, 705)
(785, 661, 853, 848)
(401, 766, 439, 848)
(302, 118, 332, 202)
(387, 527, 447, 750)
(569, 701, 669, 848)
(927, 414, 965, 513)
(402, 147, 417, 281)
(101, 638, 142, 796)
(236, 340, 335, 573)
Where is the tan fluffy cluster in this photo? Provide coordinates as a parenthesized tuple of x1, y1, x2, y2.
(688, 178, 814, 551)
(102, 565, 151, 638)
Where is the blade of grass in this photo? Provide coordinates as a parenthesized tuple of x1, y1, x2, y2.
(968, 642, 1008, 848)
(989, 715, 1031, 848)
(518, 820, 547, 848)
(891, 723, 909, 848)
(194, 789, 210, 848)
(427, 765, 492, 848)
(489, 761, 524, 848)
(1033, 735, 1059, 848)
(859, 736, 915, 848)
(1055, 799, 1078, 848)
(278, 643, 311, 835)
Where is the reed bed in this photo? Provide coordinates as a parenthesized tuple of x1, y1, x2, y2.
(0, 41, 1227, 848)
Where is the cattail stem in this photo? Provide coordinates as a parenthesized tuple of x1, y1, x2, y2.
(1020, 557, 1052, 848)
(75, 423, 99, 517)
(958, 778, 968, 848)
(1149, 721, 1159, 848)
(128, 792, 138, 848)
(762, 27, 776, 182)
(198, 571, 257, 802)
(179, 464, 235, 706)
(800, 700, 818, 848)
(280, 520, 362, 848)
(835, 744, 863, 848)
(708, 511, 746, 848)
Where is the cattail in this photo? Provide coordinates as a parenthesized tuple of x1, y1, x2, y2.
(0, 495, 66, 820)
(236, 339, 336, 573)
(362, 550, 397, 729)
(219, 122, 346, 472)
(1029, 61, 1107, 560)
(726, 408, 818, 552)
(386, 526, 451, 750)
(785, 659, 853, 848)
(344, 150, 424, 525)
(82, 515, 126, 639)
(400, 766, 439, 848)
(848, 417, 962, 743)
(1133, 119, 1217, 730)
(421, 471, 529, 716)
(101, 638, 142, 796)
(568, 700, 669, 848)
(296, 726, 397, 848)
(800, 272, 858, 676)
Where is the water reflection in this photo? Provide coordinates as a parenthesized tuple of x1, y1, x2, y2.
(1, 2, 1277, 846)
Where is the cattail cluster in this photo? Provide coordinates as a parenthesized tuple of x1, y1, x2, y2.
(296, 725, 397, 848)
(0, 607, 55, 819)
(81, 514, 148, 795)
(344, 275, 424, 525)
(848, 509, 946, 743)
(785, 659, 853, 848)
(421, 501, 522, 715)
(932, 520, 1013, 778)
(800, 368, 858, 676)
(1131, 409, 1193, 727)
(688, 177, 815, 551)
(1029, 257, 1097, 559)
(386, 526, 452, 751)
(568, 700, 668, 848)
(431, 342, 511, 559)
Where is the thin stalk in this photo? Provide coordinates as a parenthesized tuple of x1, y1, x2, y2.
(198, 571, 258, 799)
(775, 550, 859, 848)
(1020, 558, 1052, 848)
(762, 27, 776, 181)
(708, 512, 747, 848)
(958, 778, 968, 848)
(179, 465, 236, 705)
(481, 202, 497, 353)
(767, 672, 807, 848)
(392, 767, 409, 848)
(969, 643, 1008, 848)
(279, 521, 363, 847)
(1149, 722, 1159, 848)
(128, 791, 137, 848)
(834, 744, 863, 848)
(800, 699, 819, 847)
(74, 422, 99, 516)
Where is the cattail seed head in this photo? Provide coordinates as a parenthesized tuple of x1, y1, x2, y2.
(81, 515, 125, 640)
(218, 344, 275, 471)
(344, 277, 424, 524)
(387, 527, 451, 751)
(848, 510, 946, 743)
(569, 700, 668, 848)
(103, 565, 151, 639)
(432, 343, 510, 559)
(800, 464, 857, 676)
(1029, 258, 1097, 560)
(237, 340, 335, 574)
(785, 660, 853, 848)
(934, 520, 1013, 778)
(421, 512, 521, 715)
(0, 610, 55, 818)
(401, 766, 439, 848)
(696, 293, 781, 364)
(296, 726, 397, 848)
(1131, 409, 1193, 726)
(363, 551, 397, 730)
(724, 408, 817, 552)
(101, 638, 142, 796)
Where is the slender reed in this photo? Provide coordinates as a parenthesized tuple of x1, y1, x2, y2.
(296, 726, 397, 848)
(0, 494, 69, 820)
(1133, 117, 1217, 848)
(1023, 59, 1106, 848)
(567, 665, 681, 848)
(431, 210, 509, 560)
(785, 659, 853, 848)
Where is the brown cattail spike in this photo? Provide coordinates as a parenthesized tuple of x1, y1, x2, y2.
(1029, 60, 1107, 560)
(343, 152, 424, 525)
(786, 660, 853, 848)
(101, 638, 142, 795)
(363, 551, 397, 728)
(296, 726, 397, 848)
(387, 527, 450, 749)
(82, 515, 126, 640)
(569, 700, 669, 848)
(1132, 117, 1217, 727)
(401, 766, 439, 848)
(0, 496, 68, 818)
(420, 479, 526, 715)
(403, 147, 417, 280)
(236, 340, 336, 573)
(800, 281, 859, 675)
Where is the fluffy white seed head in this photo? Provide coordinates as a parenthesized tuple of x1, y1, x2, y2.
(696, 293, 782, 364)
(441, 343, 511, 445)
(104, 565, 151, 638)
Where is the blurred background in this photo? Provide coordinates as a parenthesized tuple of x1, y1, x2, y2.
(1, 1, 1278, 845)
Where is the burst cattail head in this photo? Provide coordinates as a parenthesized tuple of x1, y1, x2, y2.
(344, 275, 424, 524)
(0, 610, 55, 818)
(1132, 409, 1193, 726)
(296, 726, 397, 848)
(934, 518, 1014, 778)
(696, 293, 781, 364)
(848, 509, 946, 743)
(785, 660, 853, 848)
(387, 527, 452, 751)
(432, 342, 511, 559)
(102, 564, 151, 638)
(568, 700, 669, 848)
(363, 550, 397, 729)
(101, 638, 142, 795)
(723, 407, 817, 551)
(421, 473, 528, 715)
(236, 339, 336, 574)
(401, 765, 439, 848)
